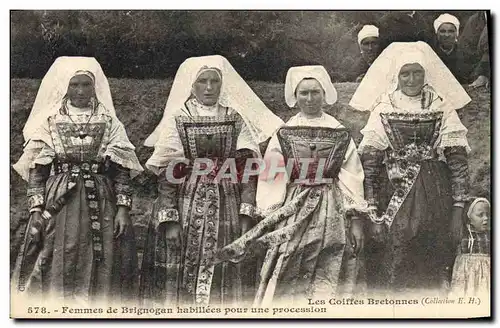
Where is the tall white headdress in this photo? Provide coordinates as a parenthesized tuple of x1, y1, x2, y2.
(349, 41, 471, 112)
(22, 56, 115, 142)
(144, 55, 283, 147)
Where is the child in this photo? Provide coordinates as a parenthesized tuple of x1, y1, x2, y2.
(450, 197, 490, 298)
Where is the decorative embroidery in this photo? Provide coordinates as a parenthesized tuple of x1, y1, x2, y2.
(27, 187, 45, 197)
(387, 143, 435, 162)
(259, 203, 282, 218)
(277, 126, 351, 183)
(47, 113, 111, 163)
(239, 202, 256, 218)
(175, 114, 242, 161)
(172, 113, 245, 305)
(380, 111, 443, 151)
(157, 208, 180, 224)
(39, 112, 128, 267)
(116, 194, 132, 208)
(380, 161, 421, 228)
(256, 187, 323, 249)
(452, 194, 470, 203)
(378, 112, 443, 228)
(182, 182, 220, 305)
(28, 194, 44, 209)
(212, 187, 321, 265)
(54, 161, 102, 174)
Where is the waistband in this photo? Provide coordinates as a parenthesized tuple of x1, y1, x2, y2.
(54, 161, 105, 175)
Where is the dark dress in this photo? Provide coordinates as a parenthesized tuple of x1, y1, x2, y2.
(360, 90, 469, 293)
(12, 105, 141, 304)
(139, 103, 259, 307)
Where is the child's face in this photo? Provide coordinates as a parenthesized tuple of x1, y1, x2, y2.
(469, 201, 490, 232)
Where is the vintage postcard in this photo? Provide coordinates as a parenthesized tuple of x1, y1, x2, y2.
(9, 9, 491, 319)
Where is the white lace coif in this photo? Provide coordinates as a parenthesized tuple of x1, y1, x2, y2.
(144, 54, 284, 147)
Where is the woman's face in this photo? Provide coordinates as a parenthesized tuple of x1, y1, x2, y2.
(192, 70, 222, 106)
(67, 74, 94, 108)
(295, 78, 325, 116)
(360, 36, 380, 64)
(469, 201, 490, 232)
(398, 63, 426, 96)
(437, 23, 458, 49)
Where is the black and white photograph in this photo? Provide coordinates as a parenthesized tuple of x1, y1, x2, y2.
(8, 9, 491, 318)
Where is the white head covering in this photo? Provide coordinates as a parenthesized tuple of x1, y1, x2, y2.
(467, 197, 490, 219)
(144, 55, 283, 147)
(284, 65, 338, 108)
(22, 56, 115, 142)
(434, 13, 460, 36)
(349, 41, 471, 111)
(358, 25, 379, 45)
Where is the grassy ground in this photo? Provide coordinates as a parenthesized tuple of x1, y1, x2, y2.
(9, 78, 491, 272)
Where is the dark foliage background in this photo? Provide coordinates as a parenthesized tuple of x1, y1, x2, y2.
(11, 10, 476, 82)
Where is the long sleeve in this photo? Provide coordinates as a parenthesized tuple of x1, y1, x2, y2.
(338, 139, 369, 216)
(145, 112, 185, 176)
(103, 114, 144, 178)
(436, 105, 470, 203)
(437, 106, 471, 156)
(106, 160, 133, 208)
(27, 163, 51, 210)
(13, 117, 56, 182)
(358, 103, 390, 153)
(146, 112, 185, 226)
(15, 119, 55, 210)
(236, 148, 258, 220)
(444, 146, 469, 203)
(360, 146, 385, 211)
(236, 120, 261, 219)
(156, 169, 180, 226)
(358, 103, 390, 212)
(256, 133, 287, 216)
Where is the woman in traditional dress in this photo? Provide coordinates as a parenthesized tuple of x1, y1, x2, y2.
(349, 41, 471, 294)
(12, 57, 143, 305)
(213, 66, 368, 306)
(139, 55, 283, 307)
